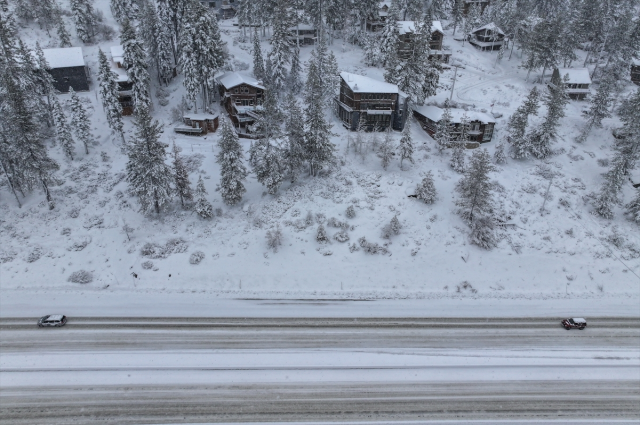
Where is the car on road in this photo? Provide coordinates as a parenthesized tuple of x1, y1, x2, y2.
(38, 315, 67, 328)
(562, 317, 586, 330)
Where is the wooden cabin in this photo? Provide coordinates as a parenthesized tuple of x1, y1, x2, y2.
(288, 24, 317, 46)
(109, 45, 134, 115)
(216, 72, 265, 138)
(41, 47, 90, 93)
(174, 113, 219, 136)
(397, 20, 451, 63)
(631, 58, 640, 85)
(413, 105, 496, 146)
(366, 1, 391, 32)
(334, 72, 408, 132)
(553, 68, 591, 100)
(468, 23, 505, 51)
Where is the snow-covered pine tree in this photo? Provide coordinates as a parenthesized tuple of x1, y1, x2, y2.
(528, 72, 569, 159)
(121, 19, 152, 113)
(51, 96, 75, 160)
(33, 42, 56, 126)
(507, 86, 539, 159)
(379, 129, 394, 170)
(32, 0, 58, 35)
(97, 49, 125, 145)
(450, 0, 463, 36)
(125, 105, 174, 214)
(171, 141, 192, 207)
(248, 92, 285, 194)
(252, 27, 265, 81)
(493, 143, 507, 164)
(316, 223, 329, 243)
(379, 1, 400, 67)
(268, 0, 292, 93)
(68, 87, 94, 155)
(57, 19, 72, 47)
(303, 57, 335, 176)
(70, 0, 96, 43)
(283, 92, 306, 182)
(194, 175, 213, 218)
(139, 1, 174, 86)
(577, 70, 615, 143)
(626, 190, 640, 224)
(288, 45, 303, 94)
(398, 109, 414, 169)
(324, 50, 340, 104)
(416, 170, 437, 204)
(216, 118, 249, 206)
(450, 139, 466, 173)
(110, 0, 127, 23)
(455, 148, 497, 249)
(434, 100, 453, 153)
(592, 155, 627, 219)
(363, 31, 381, 66)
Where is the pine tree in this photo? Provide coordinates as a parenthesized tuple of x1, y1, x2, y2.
(121, 19, 152, 113)
(69, 87, 94, 155)
(434, 100, 453, 153)
(126, 105, 174, 214)
(249, 91, 284, 194)
(140, 1, 174, 86)
(450, 140, 465, 173)
(379, 129, 394, 170)
(252, 27, 265, 81)
(171, 142, 193, 207)
(379, 1, 400, 67)
(57, 19, 72, 47)
(451, 0, 463, 36)
(316, 224, 329, 243)
(493, 143, 507, 164)
(33, 42, 56, 126)
(303, 57, 335, 176)
(507, 86, 539, 159)
(625, 190, 640, 225)
(455, 149, 497, 249)
(194, 175, 213, 218)
(70, 0, 95, 43)
(51, 97, 75, 160)
(97, 49, 125, 145)
(363, 32, 381, 66)
(283, 92, 306, 182)
(528, 72, 569, 159)
(216, 118, 248, 206)
(288, 45, 303, 94)
(268, 0, 292, 92)
(398, 110, 414, 169)
(577, 71, 615, 143)
(416, 171, 437, 204)
(110, 0, 127, 23)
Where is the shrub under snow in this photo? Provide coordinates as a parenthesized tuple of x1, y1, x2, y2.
(189, 251, 205, 265)
(68, 270, 93, 284)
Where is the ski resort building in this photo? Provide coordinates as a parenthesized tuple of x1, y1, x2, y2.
(174, 113, 219, 136)
(41, 47, 90, 93)
(553, 68, 591, 100)
(631, 59, 640, 85)
(109, 45, 134, 115)
(217, 72, 265, 138)
(397, 20, 451, 63)
(413, 105, 496, 145)
(335, 72, 408, 132)
(288, 24, 317, 46)
(468, 23, 505, 51)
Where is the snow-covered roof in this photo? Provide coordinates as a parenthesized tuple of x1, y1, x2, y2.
(556, 68, 591, 85)
(217, 72, 265, 90)
(471, 22, 505, 36)
(632, 57, 640, 66)
(47, 314, 64, 321)
(110, 45, 124, 64)
(572, 318, 587, 323)
(184, 113, 219, 120)
(289, 24, 315, 31)
(397, 20, 444, 35)
(340, 72, 398, 94)
(412, 105, 496, 124)
(41, 47, 85, 69)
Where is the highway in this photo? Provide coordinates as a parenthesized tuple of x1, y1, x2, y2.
(1, 317, 639, 424)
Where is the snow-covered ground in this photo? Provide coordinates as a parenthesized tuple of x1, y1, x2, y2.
(1, 1, 639, 310)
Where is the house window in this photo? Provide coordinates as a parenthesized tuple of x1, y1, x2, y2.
(483, 124, 494, 141)
(234, 88, 238, 93)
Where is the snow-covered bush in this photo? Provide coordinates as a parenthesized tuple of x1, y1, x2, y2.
(346, 205, 356, 218)
(305, 211, 314, 226)
(416, 172, 437, 204)
(67, 237, 91, 251)
(68, 207, 81, 219)
(25, 247, 43, 263)
(141, 261, 154, 269)
(83, 215, 104, 229)
(333, 231, 349, 243)
(382, 216, 402, 239)
(0, 249, 17, 263)
(266, 226, 283, 252)
(316, 224, 329, 243)
(358, 237, 389, 255)
(140, 243, 166, 259)
(68, 270, 93, 284)
(61, 228, 71, 236)
(189, 251, 205, 265)
(165, 238, 189, 254)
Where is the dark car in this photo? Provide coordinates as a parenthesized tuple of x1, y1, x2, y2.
(561, 317, 586, 330)
(38, 315, 67, 328)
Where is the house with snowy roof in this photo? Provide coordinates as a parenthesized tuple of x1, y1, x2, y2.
(288, 24, 317, 46)
(334, 72, 408, 132)
(552, 68, 591, 100)
(41, 47, 89, 93)
(216, 72, 265, 137)
(468, 23, 505, 51)
(631, 58, 640, 85)
(397, 20, 451, 63)
(412, 104, 496, 145)
(366, 1, 392, 32)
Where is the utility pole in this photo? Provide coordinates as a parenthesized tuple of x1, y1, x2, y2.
(449, 65, 461, 100)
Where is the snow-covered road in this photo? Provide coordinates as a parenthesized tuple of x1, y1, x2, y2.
(1, 317, 638, 423)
